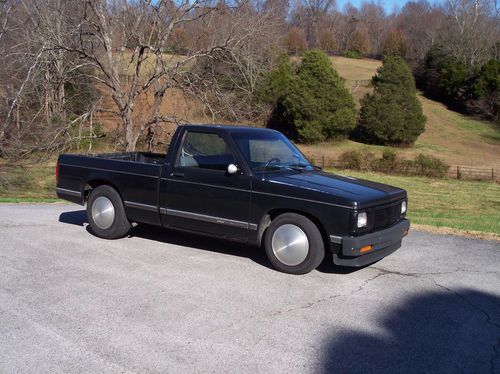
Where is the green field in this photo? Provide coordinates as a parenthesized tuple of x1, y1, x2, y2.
(1, 163, 499, 237)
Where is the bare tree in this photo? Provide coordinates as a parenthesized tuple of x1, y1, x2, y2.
(396, 0, 446, 63)
(441, 0, 499, 65)
(336, 3, 359, 52)
(290, 0, 335, 47)
(0, 0, 283, 157)
(1, 0, 102, 159)
(0, 0, 12, 43)
(44, 0, 281, 151)
(357, 1, 387, 56)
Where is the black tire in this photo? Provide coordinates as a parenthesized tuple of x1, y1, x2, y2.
(264, 213, 325, 274)
(86, 185, 131, 239)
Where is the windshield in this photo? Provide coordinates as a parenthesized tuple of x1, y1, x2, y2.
(231, 130, 313, 172)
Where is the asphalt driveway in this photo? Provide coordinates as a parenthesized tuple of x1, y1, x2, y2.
(0, 203, 499, 373)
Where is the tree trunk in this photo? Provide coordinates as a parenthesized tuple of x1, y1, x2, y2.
(124, 110, 139, 152)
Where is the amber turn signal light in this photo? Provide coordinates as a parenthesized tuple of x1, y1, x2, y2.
(360, 245, 373, 253)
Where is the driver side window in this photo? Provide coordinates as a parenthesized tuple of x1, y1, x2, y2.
(176, 131, 235, 171)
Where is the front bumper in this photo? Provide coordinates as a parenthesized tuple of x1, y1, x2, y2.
(331, 219, 410, 267)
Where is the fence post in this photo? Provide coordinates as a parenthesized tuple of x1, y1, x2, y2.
(322, 155, 325, 169)
(457, 166, 461, 180)
(492, 168, 495, 182)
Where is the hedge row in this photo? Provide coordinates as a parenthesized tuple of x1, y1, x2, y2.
(337, 149, 450, 178)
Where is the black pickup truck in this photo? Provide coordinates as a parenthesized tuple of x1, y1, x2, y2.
(56, 125, 409, 274)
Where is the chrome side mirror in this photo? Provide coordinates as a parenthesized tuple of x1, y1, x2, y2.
(227, 163, 239, 175)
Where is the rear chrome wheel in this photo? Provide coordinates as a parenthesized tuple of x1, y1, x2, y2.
(87, 185, 130, 239)
(91, 196, 115, 230)
(264, 213, 325, 275)
(271, 224, 309, 266)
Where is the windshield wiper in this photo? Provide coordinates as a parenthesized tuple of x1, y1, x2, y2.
(255, 164, 309, 173)
(254, 164, 285, 171)
(287, 163, 309, 172)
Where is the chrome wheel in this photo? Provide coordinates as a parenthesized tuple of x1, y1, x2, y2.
(92, 196, 115, 230)
(271, 224, 309, 266)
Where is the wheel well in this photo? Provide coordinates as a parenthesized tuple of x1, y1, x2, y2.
(258, 208, 330, 250)
(84, 179, 120, 202)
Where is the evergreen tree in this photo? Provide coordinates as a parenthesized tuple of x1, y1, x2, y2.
(258, 54, 294, 105)
(471, 59, 500, 122)
(270, 49, 356, 143)
(358, 56, 426, 145)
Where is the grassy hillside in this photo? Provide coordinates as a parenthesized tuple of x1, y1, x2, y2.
(299, 57, 500, 168)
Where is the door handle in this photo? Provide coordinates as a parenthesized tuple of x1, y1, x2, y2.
(170, 172, 185, 178)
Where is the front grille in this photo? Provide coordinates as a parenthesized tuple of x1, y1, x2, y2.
(373, 202, 402, 230)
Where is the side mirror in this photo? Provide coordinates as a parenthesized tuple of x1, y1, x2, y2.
(227, 163, 239, 175)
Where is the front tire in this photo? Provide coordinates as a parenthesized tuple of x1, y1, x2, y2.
(87, 185, 131, 239)
(264, 213, 325, 274)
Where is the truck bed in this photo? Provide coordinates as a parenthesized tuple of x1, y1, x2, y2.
(56, 151, 168, 226)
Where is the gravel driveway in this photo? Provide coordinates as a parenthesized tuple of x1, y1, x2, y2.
(0, 203, 499, 373)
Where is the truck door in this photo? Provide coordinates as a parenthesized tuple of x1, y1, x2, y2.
(159, 129, 253, 242)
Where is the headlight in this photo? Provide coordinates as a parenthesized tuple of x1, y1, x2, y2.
(401, 201, 407, 214)
(357, 212, 367, 228)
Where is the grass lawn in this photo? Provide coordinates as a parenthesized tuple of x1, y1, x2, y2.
(0, 164, 57, 201)
(0, 197, 60, 203)
(330, 170, 500, 236)
(329, 56, 382, 80)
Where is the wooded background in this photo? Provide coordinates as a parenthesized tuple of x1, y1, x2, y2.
(0, 0, 498, 157)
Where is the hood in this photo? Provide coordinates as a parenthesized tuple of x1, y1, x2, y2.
(265, 170, 406, 209)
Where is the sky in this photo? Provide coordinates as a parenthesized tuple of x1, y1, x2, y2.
(336, 0, 444, 14)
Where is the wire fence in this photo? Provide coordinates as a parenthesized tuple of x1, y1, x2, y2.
(449, 166, 498, 182)
(307, 155, 499, 183)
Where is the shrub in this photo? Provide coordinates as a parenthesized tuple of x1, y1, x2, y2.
(269, 49, 356, 143)
(339, 150, 375, 170)
(410, 154, 450, 178)
(337, 149, 449, 178)
(339, 150, 363, 170)
(371, 149, 402, 173)
(358, 56, 426, 145)
(344, 50, 362, 59)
